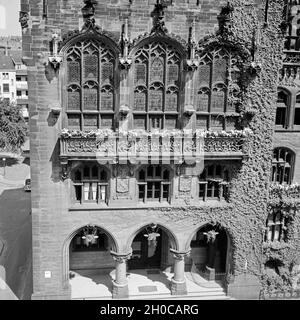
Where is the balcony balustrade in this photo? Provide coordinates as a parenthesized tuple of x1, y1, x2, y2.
(60, 129, 251, 164)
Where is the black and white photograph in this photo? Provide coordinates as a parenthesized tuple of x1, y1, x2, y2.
(0, 0, 299, 315)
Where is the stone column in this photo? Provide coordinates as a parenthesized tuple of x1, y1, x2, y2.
(111, 252, 131, 299)
(170, 249, 190, 295)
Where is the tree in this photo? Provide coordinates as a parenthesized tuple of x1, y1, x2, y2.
(0, 99, 28, 152)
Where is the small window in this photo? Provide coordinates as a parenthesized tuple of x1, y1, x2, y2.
(265, 210, 286, 242)
(3, 84, 9, 93)
(16, 76, 22, 81)
(73, 164, 109, 204)
(17, 90, 22, 97)
(275, 91, 288, 128)
(198, 164, 230, 201)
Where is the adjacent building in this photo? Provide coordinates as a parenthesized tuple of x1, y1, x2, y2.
(20, 0, 300, 300)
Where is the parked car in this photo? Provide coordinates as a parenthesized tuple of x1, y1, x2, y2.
(24, 178, 31, 192)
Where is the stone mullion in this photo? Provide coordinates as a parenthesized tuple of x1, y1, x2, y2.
(80, 42, 84, 131)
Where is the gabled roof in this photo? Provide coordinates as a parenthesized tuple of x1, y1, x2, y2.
(0, 55, 15, 71)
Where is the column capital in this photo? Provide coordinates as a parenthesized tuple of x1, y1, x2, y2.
(170, 249, 191, 261)
(110, 251, 132, 263)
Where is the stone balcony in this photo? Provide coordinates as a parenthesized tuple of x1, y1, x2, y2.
(60, 129, 251, 164)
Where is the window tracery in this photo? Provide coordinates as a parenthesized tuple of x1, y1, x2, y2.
(65, 39, 116, 130)
(132, 41, 182, 130)
(195, 49, 239, 131)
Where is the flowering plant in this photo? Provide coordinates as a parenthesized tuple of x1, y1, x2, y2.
(195, 128, 252, 138)
(61, 128, 114, 139)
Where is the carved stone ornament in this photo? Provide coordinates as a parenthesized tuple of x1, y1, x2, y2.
(111, 251, 132, 263)
(170, 249, 191, 261)
(116, 178, 129, 193)
(150, 0, 169, 35)
(48, 33, 63, 70)
(82, 0, 95, 19)
(119, 18, 132, 70)
(61, 158, 70, 181)
(179, 176, 192, 192)
(19, 11, 29, 29)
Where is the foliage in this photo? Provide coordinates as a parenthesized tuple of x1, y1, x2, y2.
(0, 99, 28, 151)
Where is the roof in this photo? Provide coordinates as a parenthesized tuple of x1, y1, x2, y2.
(10, 51, 23, 64)
(0, 55, 15, 71)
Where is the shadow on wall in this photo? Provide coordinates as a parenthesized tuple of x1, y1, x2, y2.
(0, 187, 32, 300)
(50, 140, 61, 183)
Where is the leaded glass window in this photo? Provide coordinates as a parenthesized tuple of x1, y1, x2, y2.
(66, 39, 115, 130)
(73, 164, 109, 204)
(138, 165, 171, 203)
(271, 147, 295, 184)
(265, 210, 286, 242)
(132, 41, 181, 131)
(198, 164, 230, 201)
(195, 49, 238, 130)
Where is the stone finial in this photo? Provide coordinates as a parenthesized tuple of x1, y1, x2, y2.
(186, 19, 199, 71)
(119, 18, 132, 70)
(48, 33, 63, 70)
(150, 0, 170, 35)
(217, 1, 234, 36)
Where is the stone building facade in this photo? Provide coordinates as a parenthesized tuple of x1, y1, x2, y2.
(20, 0, 300, 300)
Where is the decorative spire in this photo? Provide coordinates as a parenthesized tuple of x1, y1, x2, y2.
(119, 18, 132, 70)
(186, 19, 199, 71)
(150, 0, 170, 35)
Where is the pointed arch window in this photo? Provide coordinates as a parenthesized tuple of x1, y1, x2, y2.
(65, 39, 116, 130)
(271, 147, 295, 184)
(73, 164, 109, 204)
(132, 41, 182, 130)
(195, 49, 238, 131)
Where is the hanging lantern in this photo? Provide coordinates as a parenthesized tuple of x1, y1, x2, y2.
(144, 224, 160, 257)
(82, 226, 99, 247)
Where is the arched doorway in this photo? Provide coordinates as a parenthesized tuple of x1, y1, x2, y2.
(126, 224, 178, 297)
(128, 223, 175, 271)
(66, 225, 117, 299)
(187, 224, 229, 282)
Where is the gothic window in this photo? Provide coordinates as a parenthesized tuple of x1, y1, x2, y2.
(65, 39, 115, 130)
(196, 50, 237, 131)
(73, 164, 109, 204)
(198, 164, 230, 201)
(294, 94, 300, 127)
(137, 165, 171, 203)
(265, 210, 286, 242)
(271, 148, 295, 184)
(275, 90, 289, 128)
(132, 41, 181, 131)
(71, 226, 108, 251)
